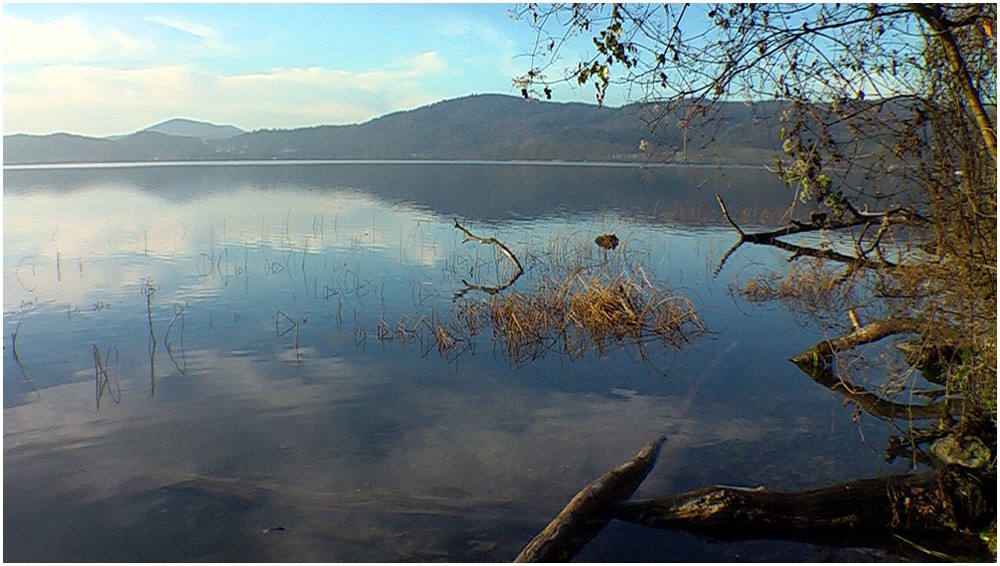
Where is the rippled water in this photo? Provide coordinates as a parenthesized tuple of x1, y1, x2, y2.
(4, 162, 910, 561)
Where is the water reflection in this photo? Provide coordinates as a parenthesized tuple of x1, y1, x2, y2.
(4, 163, 911, 561)
(4, 161, 797, 223)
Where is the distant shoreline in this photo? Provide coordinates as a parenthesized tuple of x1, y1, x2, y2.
(3, 158, 770, 172)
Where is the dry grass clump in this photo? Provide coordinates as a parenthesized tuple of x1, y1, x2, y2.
(739, 259, 849, 314)
(379, 231, 705, 366)
(376, 313, 463, 358)
(434, 325, 457, 356)
(483, 285, 566, 364)
(484, 269, 704, 365)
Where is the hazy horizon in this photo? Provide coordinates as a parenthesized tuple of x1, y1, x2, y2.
(4, 92, 622, 139)
(3, 4, 627, 137)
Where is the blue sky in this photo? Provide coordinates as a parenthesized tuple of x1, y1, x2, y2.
(3, 3, 609, 136)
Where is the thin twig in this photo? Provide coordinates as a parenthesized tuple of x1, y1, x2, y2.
(715, 193, 745, 237)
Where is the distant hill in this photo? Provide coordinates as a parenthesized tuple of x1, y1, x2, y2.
(3, 94, 785, 166)
(137, 118, 245, 140)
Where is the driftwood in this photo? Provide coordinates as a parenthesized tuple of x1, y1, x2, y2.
(611, 465, 994, 559)
(514, 434, 666, 562)
(453, 218, 524, 295)
(515, 439, 992, 561)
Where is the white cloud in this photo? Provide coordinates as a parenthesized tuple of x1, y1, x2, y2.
(4, 64, 208, 134)
(222, 51, 445, 92)
(432, 15, 521, 76)
(145, 14, 216, 40)
(4, 52, 449, 135)
(143, 14, 237, 56)
(2, 15, 149, 64)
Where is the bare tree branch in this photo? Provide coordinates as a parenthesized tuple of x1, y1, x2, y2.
(453, 218, 524, 295)
(713, 193, 905, 273)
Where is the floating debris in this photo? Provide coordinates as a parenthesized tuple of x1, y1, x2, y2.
(594, 234, 619, 250)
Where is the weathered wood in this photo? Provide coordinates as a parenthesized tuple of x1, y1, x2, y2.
(792, 317, 931, 361)
(611, 466, 994, 560)
(514, 434, 666, 562)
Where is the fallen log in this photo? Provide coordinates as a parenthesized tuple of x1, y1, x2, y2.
(514, 434, 993, 561)
(611, 465, 994, 560)
(514, 434, 666, 562)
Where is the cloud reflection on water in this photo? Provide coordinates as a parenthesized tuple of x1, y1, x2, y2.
(3, 183, 452, 312)
(5, 335, 797, 560)
(3, 163, 907, 561)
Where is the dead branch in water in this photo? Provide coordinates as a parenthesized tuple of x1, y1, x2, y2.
(515, 434, 666, 562)
(788, 317, 962, 421)
(611, 465, 993, 559)
(713, 194, 919, 274)
(515, 436, 992, 562)
(790, 317, 961, 363)
(796, 359, 948, 420)
(453, 218, 524, 295)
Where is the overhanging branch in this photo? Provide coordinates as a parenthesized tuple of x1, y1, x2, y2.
(713, 194, 907, 273)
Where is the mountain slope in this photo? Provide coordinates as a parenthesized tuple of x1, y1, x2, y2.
(140, 118, 245, 140)
(3, 133, 118, 164)
(3, 94, 783, 165)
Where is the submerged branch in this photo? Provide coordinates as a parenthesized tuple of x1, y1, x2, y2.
(795, 356, 948, 420)
(515, 434, 666, 562)
(515, 432, 991, 561)
(789, 317, 961, 420)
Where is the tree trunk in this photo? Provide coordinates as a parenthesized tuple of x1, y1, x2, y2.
(911, 4, 998, 161)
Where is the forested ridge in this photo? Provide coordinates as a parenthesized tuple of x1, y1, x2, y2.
(4, 94, 784, 165)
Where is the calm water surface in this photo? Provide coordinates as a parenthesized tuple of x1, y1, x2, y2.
(4, 163, 910, 561)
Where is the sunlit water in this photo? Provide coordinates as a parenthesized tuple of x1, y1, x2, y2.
(4, 163, 911, 561)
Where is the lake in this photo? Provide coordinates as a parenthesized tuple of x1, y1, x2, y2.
(4, 162, 912, 561)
